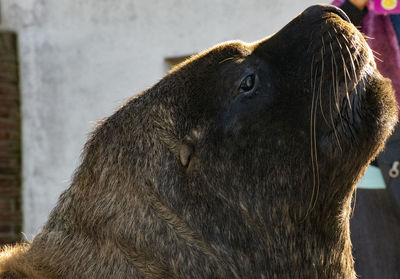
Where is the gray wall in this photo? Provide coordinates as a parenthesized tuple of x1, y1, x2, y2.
(1, 0, 329, 238)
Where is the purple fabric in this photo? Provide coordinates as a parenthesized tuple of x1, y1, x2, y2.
(333, 0, 400, 114)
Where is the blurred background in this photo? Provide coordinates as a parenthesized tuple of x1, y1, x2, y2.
(0, 0, 330, 241)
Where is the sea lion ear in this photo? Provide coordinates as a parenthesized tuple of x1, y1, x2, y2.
(178, 128, 202, 168)
(179, 142, 193, 167)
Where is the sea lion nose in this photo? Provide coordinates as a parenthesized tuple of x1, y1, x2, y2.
(301, 4, 351, 23)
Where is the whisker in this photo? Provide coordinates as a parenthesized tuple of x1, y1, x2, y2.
(329, 40, 345, 145)
(340, 52, 351, 110)
(362, 34, 374, 40)
(335, 36, 343, 50)
(350, 188, 357, 218)
(329, 42, 340, 113)
(311, 74, 322, 213)
(304, 40, 324, 219)
(307, 67, 317, 217)
(344, 43, 358, 86)
(371, 49, 382, 56)
(309, 85, 320, 215)
(373, 55, 383, 63)
(329, 87, 342, 152)
(319, 39, 329, 125)
(302, 55, 319, 222)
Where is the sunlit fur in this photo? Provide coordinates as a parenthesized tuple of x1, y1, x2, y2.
(1, 5, 397, 279)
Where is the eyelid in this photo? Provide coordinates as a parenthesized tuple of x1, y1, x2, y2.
(231, 71, 258, 100)
(239, 74, 256, 92)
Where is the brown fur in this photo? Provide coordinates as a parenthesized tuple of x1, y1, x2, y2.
(1, 5, 397, 278)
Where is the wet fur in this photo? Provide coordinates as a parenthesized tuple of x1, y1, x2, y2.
(1, 5, 397, 278)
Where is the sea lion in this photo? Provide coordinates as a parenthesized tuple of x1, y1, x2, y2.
(0, 4, 397, 278)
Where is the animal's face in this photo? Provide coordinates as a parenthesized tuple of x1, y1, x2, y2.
(161, 5, 396, 220)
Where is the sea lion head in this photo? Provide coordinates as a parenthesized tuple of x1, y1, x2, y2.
(153, 4, 397, 225)
(16, 4, 397, 279)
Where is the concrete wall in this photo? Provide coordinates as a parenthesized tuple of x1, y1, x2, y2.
(0, 0, 329, 238)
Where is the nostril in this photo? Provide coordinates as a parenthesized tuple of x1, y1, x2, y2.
(329, 6, 351, 23)
(302, 4, 351, 23)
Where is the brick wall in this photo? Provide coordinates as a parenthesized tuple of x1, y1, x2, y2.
(0, 32, 22, 246)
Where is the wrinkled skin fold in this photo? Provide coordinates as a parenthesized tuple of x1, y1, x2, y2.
(0, 4, 397, 279)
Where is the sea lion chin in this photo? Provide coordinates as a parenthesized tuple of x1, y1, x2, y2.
(0, 4, 397, 279)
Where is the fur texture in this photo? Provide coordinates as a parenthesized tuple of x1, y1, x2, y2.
(1, 4, 397, 278)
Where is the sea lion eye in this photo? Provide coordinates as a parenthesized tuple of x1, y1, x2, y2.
(240, 74, 255, 92)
